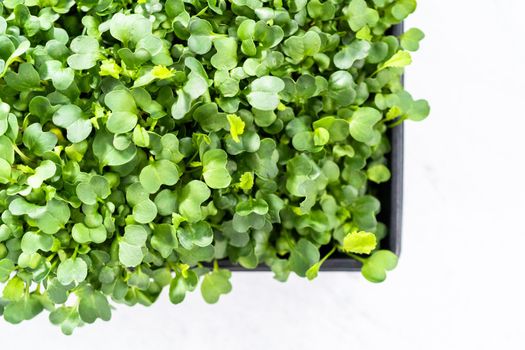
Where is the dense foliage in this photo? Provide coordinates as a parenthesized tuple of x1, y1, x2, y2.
(0, 0, 428, 333)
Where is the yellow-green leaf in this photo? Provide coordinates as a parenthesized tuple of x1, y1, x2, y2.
(380, 50, 412, 70)
(152, 65, 174, 79)
(238, 172, 254, 191)
(227, 114, 245, 143)
(343, 231, 377, 254)
(99, 59, 122, 79)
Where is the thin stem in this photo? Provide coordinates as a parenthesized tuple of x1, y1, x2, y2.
(72, 245, 79, 259)
(46, 252, 57, 262)
(149, 120, 158, 131)
(12, 143, 33, 164)
(347, 252, 366, 263)
(49, 259, 59, 272)
(195, 5, 209, 17)
(319, 246, 337, 265)
(371, 66, 385, 77)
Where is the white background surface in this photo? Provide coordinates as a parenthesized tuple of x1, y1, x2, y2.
(2, 1, 525, 349)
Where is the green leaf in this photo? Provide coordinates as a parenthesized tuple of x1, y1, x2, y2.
(139, 160, 180, 194)
(104, 89, 138, 134)
(349, 107, 382, 145)
(27, 160, 56, 188)
(211, 37, 238, 70)
(171, 58, 209, 119)
(118, 225, 148, 267)
(0, 136, 14, 164)
(93, 129, 137, 167)
(202, 149, 231, 189)
(28, 96, 56, 125)
(247, 76, 285, 111)
(109, 13, 152, 45)
(193, 103, 228, 132)
(0, 158, 12, 184)
(361, 250, 398, 283)
(0, 102, 10, 136)
(3, 294, 43, 324)
(390, 0, 417, 20)
(57, 258, 88, 285)
(0, 259, 15, 283)
(4, 63, 40, 91)
(247, 138, 279, 179)
(67, 35, 99, 70)
(169, 270, 198, 304)
(289, 239, 320, 277)
(188, 18, 214, 55)
(8, 197, 45, 217)
(72, 223, 107, 244)
(183, 74, 208, 101)
(154, 189, 178, 216)
(118, 242, 144, 267)
(133, 200, 158, 224)
(76, 175, 111, 205)
(313, 127, 329, 146)
(53, 105, 92, 143)
(178, 180, 210, 222)
(329, 70, 356, 104)
(201, 268, 232, 304)
(49, 306, 82, 335)
(77, 285, 111, 324)
(126, 183, 158, 224)
(400, 28, 425, 51)
(366, 163, 391, 183)
(1, 40, 30, 77)
(132, 125, 150, 147)
(151, 224, 178, 258)
(0, 17, 6, 34)
(3, 276, 25, 301)
(22, 123, 57, 156)
(307, 0, 336, 21)
(177, 221, 213, 249)
(334, 40, 371, 69)
(295, 74, 317, 100)
(34, 199, 71, 234)
(406, 99, 430, 121)
(351, 195, 380, 231)
(105, 89, 136, 113)
(235, 198, 268, 216)
(344, 0, 379, 31)
(283, 31, 321, 62)
(46, 278, 68, 304)
(107, 111, 137, 134)
(43, 60, 74, 90)
(21, 231, 53, 253)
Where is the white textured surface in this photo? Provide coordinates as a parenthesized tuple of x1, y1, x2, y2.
(2, 1, 525, 348)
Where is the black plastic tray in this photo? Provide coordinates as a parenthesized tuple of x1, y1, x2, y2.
(221, 23, 404, 271)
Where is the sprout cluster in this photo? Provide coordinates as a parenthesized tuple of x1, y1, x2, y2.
(0, 0, 428, 334)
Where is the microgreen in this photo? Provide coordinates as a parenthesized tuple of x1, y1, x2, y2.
(0, 0, 427, 334)
(201, 267, 232, 304)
